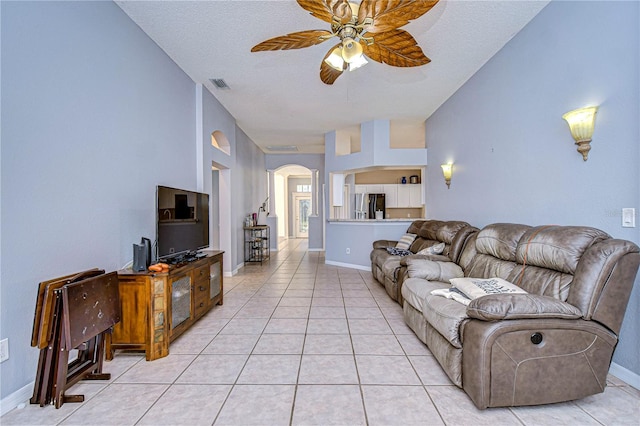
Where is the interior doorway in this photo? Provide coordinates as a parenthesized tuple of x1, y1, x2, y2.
(211, 167, 221, 249)
(293, 193, 311, 238)
(274, 165, 312, 240)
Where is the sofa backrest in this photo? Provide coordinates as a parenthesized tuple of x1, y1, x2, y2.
(408, 220, 475, 262)
(507, 226, 609, 301)
(463, 223, 530, 280)
(460, 223, 640, 334)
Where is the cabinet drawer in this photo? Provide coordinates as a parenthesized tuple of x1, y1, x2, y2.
(194, 290, 209, 318)
(193, 264, 209, 282)
(194, 281, 209, 302)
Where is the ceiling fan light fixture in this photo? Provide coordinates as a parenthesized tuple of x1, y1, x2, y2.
(250, 0, 439, 84)
(341, 37, 363, 63)
(324, 47, 345, 71)
(348, 54, 368, 71)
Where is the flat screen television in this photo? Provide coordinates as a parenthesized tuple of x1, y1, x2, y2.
(156, 185, 209, 259)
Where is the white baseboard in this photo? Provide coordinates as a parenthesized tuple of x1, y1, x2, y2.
(0, 382, 32, 416)
(308, 248, 324, 252)
(224, 265, 241, 277)
(610, 362, 640, 390)
(324, 260, 370, 271)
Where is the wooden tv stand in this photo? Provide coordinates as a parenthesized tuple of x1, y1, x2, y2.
(105, 250, 223, 361)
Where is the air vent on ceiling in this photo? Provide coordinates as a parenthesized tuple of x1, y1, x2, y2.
(266, 145, 298, 152)
(209, 78, 230, 90)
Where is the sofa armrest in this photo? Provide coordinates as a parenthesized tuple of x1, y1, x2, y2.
(400, 254, 451, 266)
(462, 318, 617, 409)
(373, 240, 397, 249)
(466, 294, 582, 321)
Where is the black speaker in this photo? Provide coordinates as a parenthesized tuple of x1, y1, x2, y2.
(133, 237, 151, 272)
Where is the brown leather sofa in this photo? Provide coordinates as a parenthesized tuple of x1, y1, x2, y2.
(401, 223, 640, 409)
(370, 220, 477, 304)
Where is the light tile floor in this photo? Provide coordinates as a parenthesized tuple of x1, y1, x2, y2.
(3, 239, 639, 425)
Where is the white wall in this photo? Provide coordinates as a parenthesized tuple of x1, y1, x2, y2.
(424, 0, 639, 378)
(0, 1, 268, 404)
(235, 128, 267, 267)
(200, 87, 236, 274)
(1, 1, 196, 399)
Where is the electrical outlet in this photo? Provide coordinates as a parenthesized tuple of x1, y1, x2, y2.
(346, 248, 351, 255)
(0, 338, 8, 363)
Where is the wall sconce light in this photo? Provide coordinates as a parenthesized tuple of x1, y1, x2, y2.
(562, 106, 598, 161)
(441, 163, 453, 189)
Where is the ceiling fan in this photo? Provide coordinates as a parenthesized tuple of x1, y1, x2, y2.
(251, 0, 440, 85)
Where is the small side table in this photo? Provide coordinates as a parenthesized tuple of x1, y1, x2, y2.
(244, 225, 270, 263)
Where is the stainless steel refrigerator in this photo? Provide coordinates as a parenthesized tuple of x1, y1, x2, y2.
(354, 193, 367, 219)
(368, 193, 385, 219)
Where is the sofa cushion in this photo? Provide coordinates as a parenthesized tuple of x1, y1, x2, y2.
(396, 233, 417, 250)
(506, 265, 573, 301)
(406, 220, 426, 235)
(417, 242, 445, 255)
(515, 226, 610, 274)
(475, 223, 531, 262)
(463, 224, 529, 279)
(406, 259, 464, 281)
(402, 278, 447, 312)
(418, 221, 444, 241)
(466, 294, 583, 321)
(403, 278, 470, 349)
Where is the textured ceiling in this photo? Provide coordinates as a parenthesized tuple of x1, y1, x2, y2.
(116, 0, 549, 153)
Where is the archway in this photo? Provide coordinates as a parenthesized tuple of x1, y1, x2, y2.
(211, 130, 231, 155)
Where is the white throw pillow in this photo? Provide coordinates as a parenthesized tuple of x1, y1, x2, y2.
(395, 233, 417, 250)
(449, 277, 527, 300)
(416, 242, 445, 255)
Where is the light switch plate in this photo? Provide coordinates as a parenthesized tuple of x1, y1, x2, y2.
(0, 339, 8, 363)
(622, 208, 636, 228)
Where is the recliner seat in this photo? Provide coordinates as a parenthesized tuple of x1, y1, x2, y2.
(401, 223, 640, 408)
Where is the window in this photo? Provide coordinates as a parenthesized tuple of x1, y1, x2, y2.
(296, 185, 311, 193)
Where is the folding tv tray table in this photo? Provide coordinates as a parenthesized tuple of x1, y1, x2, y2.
(30, 269, 120, 408)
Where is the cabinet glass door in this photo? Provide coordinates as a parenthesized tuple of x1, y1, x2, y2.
(171, 275, 191, 329)
(210, 261, 221, 299)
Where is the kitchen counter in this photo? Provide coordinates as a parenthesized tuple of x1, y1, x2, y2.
(329, 218, 423, 223)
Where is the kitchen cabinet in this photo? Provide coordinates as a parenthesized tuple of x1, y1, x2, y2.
(409, 184, 423, 207)
(397, 184, 423, 207)
(383, 184, 398, 207)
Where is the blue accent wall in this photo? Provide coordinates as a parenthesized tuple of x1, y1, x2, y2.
(1, 0, 197, 399)
(424, 0, 639, 376)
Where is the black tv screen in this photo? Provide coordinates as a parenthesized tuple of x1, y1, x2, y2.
(156, 185, 209, 259)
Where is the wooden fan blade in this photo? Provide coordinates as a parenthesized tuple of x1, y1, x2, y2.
(320, 43, 346, 85)
(251, 30, 333, 52)
(358, 0, 439, 33)
(362, 29, 430, 67)
(332, 0, 353, 24)
(297, 0, 346, 24)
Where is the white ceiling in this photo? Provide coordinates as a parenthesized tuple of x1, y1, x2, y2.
(116, 0, 549, 154)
